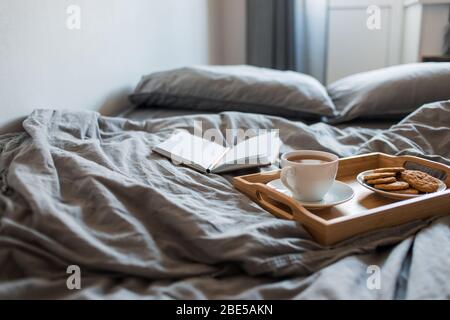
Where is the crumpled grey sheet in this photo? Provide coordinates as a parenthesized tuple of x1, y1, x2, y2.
(0, 101, 449, 299)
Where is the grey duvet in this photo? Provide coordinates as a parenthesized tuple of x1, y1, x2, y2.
(0, 101, 449, 299)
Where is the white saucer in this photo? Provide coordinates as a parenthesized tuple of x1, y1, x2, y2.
(267, 179, 354, 210)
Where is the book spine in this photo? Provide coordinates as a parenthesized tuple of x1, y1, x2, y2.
(207, 147, 230, 173)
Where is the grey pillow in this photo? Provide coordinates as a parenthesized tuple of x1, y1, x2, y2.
(129, 65, 336, 119)
(327, 63, 450, 123)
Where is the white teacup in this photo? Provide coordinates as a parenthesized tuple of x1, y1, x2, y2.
(280, 150, 339, 202)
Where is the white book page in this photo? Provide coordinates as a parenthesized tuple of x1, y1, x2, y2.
(154, 131, 227, 172)
(213, 132, 280, 170)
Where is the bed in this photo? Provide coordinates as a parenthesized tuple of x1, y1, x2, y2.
(122, 106, 397, 130)
(0, 99, 449, 299)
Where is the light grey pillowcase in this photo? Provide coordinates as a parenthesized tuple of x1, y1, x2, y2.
(129, 65, 336, 119)
(327, 63, 450, 123)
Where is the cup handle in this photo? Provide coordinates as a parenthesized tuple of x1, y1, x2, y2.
(280, 166, 296, 193)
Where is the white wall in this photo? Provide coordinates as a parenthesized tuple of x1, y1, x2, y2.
(402, 1, 450, 63)
(419, 3, 450, 56)
(208, 0, 246, 65)
(0, 0, 214, 132)
(402, 3, 423, 63)
(326, 0, 404, 84)
(303, 0, 328, 83)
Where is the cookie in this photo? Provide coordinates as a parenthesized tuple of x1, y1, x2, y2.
(401, 170, 440, 193)
(374, 181, 409, 190)
(373, 167, 405, 173)
(363, 172, 396, 181)
(390, 188, 419, 195)
(366, 177, 396, 185)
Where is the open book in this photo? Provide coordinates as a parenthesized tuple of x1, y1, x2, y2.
(153, 130, 281, 174)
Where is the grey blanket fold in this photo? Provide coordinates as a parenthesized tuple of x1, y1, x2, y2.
(0, 101, 449, 299)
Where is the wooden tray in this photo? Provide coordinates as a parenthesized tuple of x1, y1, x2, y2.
(233, 153, 450, 245)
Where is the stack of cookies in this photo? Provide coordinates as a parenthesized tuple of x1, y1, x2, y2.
(363, 167, 441, 194)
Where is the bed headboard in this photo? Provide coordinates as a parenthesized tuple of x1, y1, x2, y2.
(0, 0, 213, 133)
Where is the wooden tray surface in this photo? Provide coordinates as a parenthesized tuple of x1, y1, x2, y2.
(233, 153, 450, 245)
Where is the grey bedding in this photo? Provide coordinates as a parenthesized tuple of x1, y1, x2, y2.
(123, 106, 396, 130)
(0, 101, 449, 299)
(327, 63, 450, 123)
(129, 65, 336, 119)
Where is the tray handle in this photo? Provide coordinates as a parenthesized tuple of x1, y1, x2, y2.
(253, 182, 313, 221)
